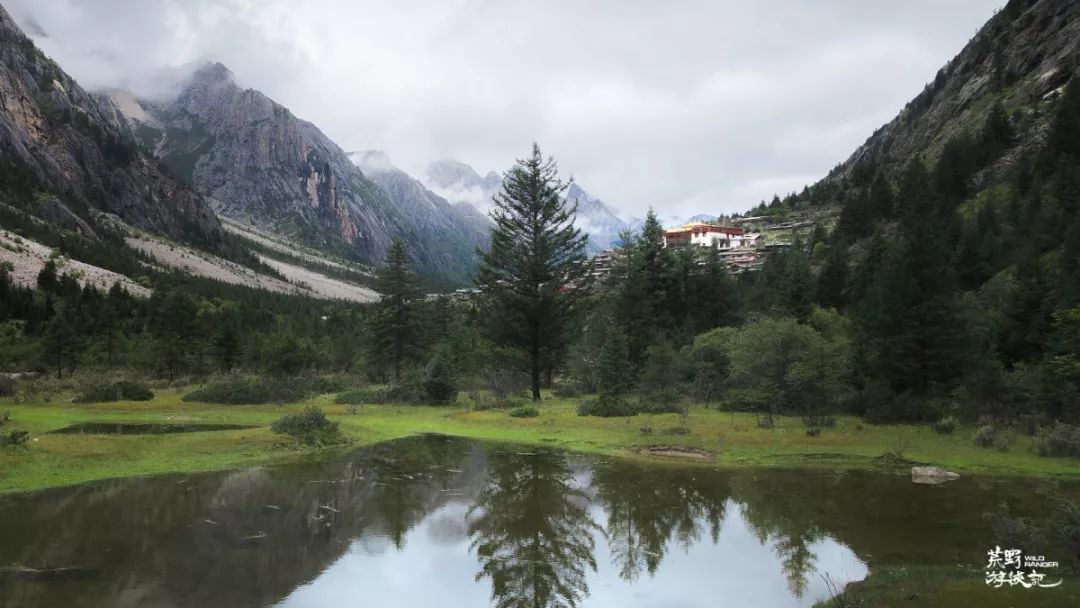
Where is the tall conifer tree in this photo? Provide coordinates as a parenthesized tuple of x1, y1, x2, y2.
(476, 143, 590, 400)
(371, 238, 424, 382)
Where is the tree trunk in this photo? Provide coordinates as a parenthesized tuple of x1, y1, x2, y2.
(530, 319, 541, 401)
(531, 360, 541, 401)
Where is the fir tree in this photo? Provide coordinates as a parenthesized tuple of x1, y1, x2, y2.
(616, 210, 674, 367)
(779, 242, 814, 320)
(979, 100, 1015, 163)
(41, 303, 77, 378)
(1042, 75, 1080, 165)
(476, 143, 590, 400)
(934, 134, 976, 207)
(596, 321, 631, 403)
(371, 238, 425, 382)
(815, 243, 849, 310)
(693, 245, 739, 331)
(36, 259, 58, 293)
(867, 173, 894, 220)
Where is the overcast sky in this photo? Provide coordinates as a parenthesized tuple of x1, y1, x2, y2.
(6, 0, 1003, 217)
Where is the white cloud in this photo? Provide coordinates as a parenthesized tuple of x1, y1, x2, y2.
(5, 0, 1003, 216)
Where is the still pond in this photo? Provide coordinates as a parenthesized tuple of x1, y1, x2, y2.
(0, 435, 1076, 607)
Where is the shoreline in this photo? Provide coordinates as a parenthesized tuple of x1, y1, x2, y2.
(2, 390, 1078, 495)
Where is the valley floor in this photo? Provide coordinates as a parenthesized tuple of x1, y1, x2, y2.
(1, 390, 1078, 494)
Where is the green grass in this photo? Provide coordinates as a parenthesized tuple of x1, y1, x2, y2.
(1, 389, 1078, 493)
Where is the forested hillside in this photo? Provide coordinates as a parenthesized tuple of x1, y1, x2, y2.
(735, 0, 1080, 424)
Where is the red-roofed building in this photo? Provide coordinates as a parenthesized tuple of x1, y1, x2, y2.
(663, 221, 745, 249)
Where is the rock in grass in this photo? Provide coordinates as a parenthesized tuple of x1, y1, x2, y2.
(911, 466, 960, 485)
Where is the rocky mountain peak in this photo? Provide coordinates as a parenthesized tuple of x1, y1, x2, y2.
(173, 61, 277, 127)
(97, 63, 489, 282)
(566, 182, 593, 203)
(190, 61, 235, 86)
(0, 3, 217, 239)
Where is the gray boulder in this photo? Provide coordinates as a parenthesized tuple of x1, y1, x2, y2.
(911, 466, 960, 485)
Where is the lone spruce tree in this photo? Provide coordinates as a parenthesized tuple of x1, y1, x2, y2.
(477, 143, 590, 401)
(371, 238, 424, 382)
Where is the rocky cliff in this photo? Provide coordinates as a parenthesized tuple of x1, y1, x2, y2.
(349, 150, 488, 281)
(833, 0, 1080, 184)
(102, 63, 487, 282)
(0, 5, 216, 239)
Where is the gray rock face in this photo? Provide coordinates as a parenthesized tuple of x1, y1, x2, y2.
(0, 6, 217, 239)
(911, 466, 960, 485)
(349, 151, 489, 283)
(565, 182, 630, 251)
(101, 63, 486, 281)
(834, 0, 1080, 184)
(36, 197, 96, 237)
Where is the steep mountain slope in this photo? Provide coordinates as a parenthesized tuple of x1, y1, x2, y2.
(422, 158, 629, 252)
(833, 0, 1080, 185)
(349, 150, 488, 278)
(0, 5, 216, 240)
(564, 182, 629, 250)
(100, 64, 486, 282)
(738, 0, 1080, 423)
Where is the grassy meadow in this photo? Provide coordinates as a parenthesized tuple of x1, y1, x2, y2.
(2, 386, 1078, 494)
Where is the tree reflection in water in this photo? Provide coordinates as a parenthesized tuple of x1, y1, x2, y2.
(467, 449, 599, 608)
(592, 462, 729, 582)
(6, 437, 1058, 608)
(731, 472, 826, 598)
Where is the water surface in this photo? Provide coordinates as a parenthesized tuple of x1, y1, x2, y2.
(47, 422, 255, 435)
(0, 435, 1075, 607)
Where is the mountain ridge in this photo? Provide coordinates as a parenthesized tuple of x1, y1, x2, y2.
(830, 0, 1080, 188)
(98, 62, 487, 282)
(0, 5, 218, 242)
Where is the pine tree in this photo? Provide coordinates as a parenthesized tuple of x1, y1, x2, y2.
(934, 134, 976, 207)
(693, 245, 739, 331)
(868, 173, 894, 220)
(37, 259, 58, 293)
(371, 238, 425, 382)
(1042, 75, 1080, 165)
(422, 346, 458, 405)
(42, 304, 77, 378)
(815, 243, 849, 310)
(979, 100, 1015, 163)
(596, 321, 631, 403)
(858, 160, 968, 396)
(836, 191, 873, 240)
(476, 143, 590, 400)
(616, 210, 674, 367)
(776, 241, 813, 320)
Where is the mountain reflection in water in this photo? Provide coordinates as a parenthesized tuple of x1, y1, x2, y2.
(0, 435, 1068, 608)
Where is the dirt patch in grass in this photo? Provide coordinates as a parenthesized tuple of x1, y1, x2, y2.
(637, 445, 715, 460)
